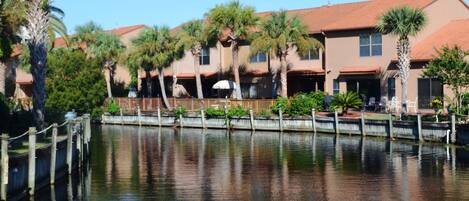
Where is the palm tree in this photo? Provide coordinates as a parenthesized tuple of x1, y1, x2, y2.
(89, 32, 125, 98)
(377, 6, 426, 114)
(250, 11, 322, 98)
(206, 1, 259, 100)
(177, 20, 215, 99)
(132, 26, 182, 110)
(73, 21, 103, 56)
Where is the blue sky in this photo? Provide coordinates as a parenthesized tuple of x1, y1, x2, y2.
(54, 0, 362, 33)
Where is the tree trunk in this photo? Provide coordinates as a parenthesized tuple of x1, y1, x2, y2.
(232, 41, 242, 100)
(194, 54, 204, 99)
(104, 67, 113, 98)
(157, 68, 172, 110)
(0, 61, 5, 95)
(171, 65, 177, 97)
(268, 54, 277, 98)
(397, 38, 410, 114)
(280, 55, 288, 98)
(145, 70, 152, 98)
(26, 0, 49, 130)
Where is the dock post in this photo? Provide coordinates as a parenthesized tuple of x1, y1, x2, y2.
(388, 113, 394, 139)
(120, 108, 123, 125)
(451, 114, 456, 144)
(157, 106, 162, 127)
(137, 105, 142, 126)
(28, 127, 37, 195)
(279, 108, 284, 132)
(85, 114, 91, 155)
(334, 111, 339, 135)
(200, 109, 206, 129)
(66, 122, 73, 175)
(224, 105, 229, 130)
(76, 126, 82, 168)
(179, 114, 183, 128)
(50, 124, 58, 185)
(312, 109, 317, 134)
(249, 108, 255, 131)
(417, 113, 423, 142)
(1, 134, 9, 200)
(360, 111, 366, 136)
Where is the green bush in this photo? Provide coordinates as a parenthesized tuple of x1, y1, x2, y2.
(330, 92, 362, 115)
(289, 91, 325, 116)
(0, 93, 13, 133)
(257, 109, 271, 117)
(174, 106, 187, 117)
(107, 99, 120, 115)
(205, 107, 225, 118)
(271, 97, 288, 114)
(227, 105, 248, 118)
(461, 93, 469, 115)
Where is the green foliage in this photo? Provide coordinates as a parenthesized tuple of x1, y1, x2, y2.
(377, 6, 427, 39)
(205, 107, 225, 118)
(178, 20, 215, 53)
(289, 91, 325, 116)
(0, 93, 13, 133)
(46, 48, 107, 119)
(227, 105, 248, 118)
(174, 106, 187, 117)
(256, 109, 271, 117)
(90, 32, 126, 66)
(271, 97, 288, 114)
(73, 21, 103, 47)
(106, 99, 120, 115)
(461, 93, 469, 115)
(330, 92, 362, 114)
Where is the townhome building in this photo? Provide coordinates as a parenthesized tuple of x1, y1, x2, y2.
(142, 0, 469, 112)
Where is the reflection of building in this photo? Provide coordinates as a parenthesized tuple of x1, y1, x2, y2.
(9, 25, 146, 99)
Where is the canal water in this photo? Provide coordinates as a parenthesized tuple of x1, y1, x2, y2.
(27, 125, 469, 201)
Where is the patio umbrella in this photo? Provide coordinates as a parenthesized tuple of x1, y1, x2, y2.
(212, 80, 238, 90)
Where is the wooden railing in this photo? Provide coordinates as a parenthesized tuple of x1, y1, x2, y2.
(112, 98, 276, 113)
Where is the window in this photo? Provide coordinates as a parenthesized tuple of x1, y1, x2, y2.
(250, 52, 267, 63)
(388, 78, 396, 99)
(199, 48, 210, 65)
(301, 49, 320, 60)
(360, 33, 382, 57)
(418, 78, 443, 109)
(333, 79, 340, 95)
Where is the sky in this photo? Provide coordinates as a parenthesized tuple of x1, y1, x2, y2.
(54, 0, 361, 33)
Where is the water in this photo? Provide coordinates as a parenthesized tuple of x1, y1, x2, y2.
(28, 125, 469, 200)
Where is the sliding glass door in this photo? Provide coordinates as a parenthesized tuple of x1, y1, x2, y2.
(418, 78, 443, 109)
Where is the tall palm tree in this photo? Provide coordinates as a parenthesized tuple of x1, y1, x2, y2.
(377, 6, 426, 114)
(132, 26, 182, 110)
(250, 11, 322, 97)
(206, 1, 259, 100)
(177, 20, 215, 99)
(73, 21, 103, 56)
(89, 32, 125, 98)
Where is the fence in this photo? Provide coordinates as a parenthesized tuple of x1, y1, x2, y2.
(0, 115, 91, 200)
(112, 98, 276, 114)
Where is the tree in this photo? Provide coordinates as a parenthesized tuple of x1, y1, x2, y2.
(377, 6, 426, 114)
(89, 32, 125, 98)
(206, 1, 259, 100)
(423, 46, 469, 114)
(177, 20, 215, 99)
(132, 26, 182, 110)
(72, 21, 103, 56)
(250, 11, 322, 97)
(331, 92, 362, 115)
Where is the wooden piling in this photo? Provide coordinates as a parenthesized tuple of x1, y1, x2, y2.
(179, 114, 183, 128)
(200, 109, 206, 129)
(334, 111, 339, 135)
(120, 108, 123, 125)
(417, 113, 423, 142)
(137, 105, 142, 126)
(388, 113, 393, 139)
(312, 109, 317, 134)
(249, 109, 255, 131)
(360, 111, 366, 136)
(66, 122, 73, 175)
(1, 134, 8, 200)
(50, 124, 58, 185)
(76, 128, 82, 168)
(224, 105, 229, 130)
(157, 106, 162, 127)
(28, 127, 37, 195)
(451, 114, 456, 143)
(279, 108, 284, 132)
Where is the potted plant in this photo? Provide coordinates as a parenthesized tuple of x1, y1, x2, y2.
(330, 92, 362, 115)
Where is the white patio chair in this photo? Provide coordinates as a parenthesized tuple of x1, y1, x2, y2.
(390, 97, 400, 113)
(407, 97, 418, 114)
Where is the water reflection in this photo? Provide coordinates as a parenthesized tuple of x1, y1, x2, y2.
(25, 125, 469, 200)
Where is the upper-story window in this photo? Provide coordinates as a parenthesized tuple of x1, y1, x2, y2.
(360, 33, 382, 57)
(250, 52, 267, 63)
(199, 48, 210, 65)
(300, 49, 320, 60)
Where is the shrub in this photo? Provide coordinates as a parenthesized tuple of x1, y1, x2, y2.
(205, 107, 225, 118)
(330, 92, 362, 115)
(289, 91, 325, 116)
(271, 97, 288, 115)
(0, 93, 13, 133)
(227, 105, 248, 118)
(257, 109, 271, 117)
(174, 106, 187, 117)
(107, 99, 120, 115)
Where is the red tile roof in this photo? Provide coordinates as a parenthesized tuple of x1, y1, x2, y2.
(340, 66, 380, 75)
(411, 19, 469, 61)
(288, 67, 325, 75)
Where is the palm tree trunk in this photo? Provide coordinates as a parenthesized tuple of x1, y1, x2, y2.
(232, 41, 242, 100)
(194, 54, 204, 99)
(0, 61, 6, 95)
(26, 0, 49, 130)
(157, 68, 172, 110)
(145, 70, 152, 98)
(172, 65, 177, 97)
(104, 67, 113, 98)
(280, 55, 288, 98)
(397, 38, 410, 114)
